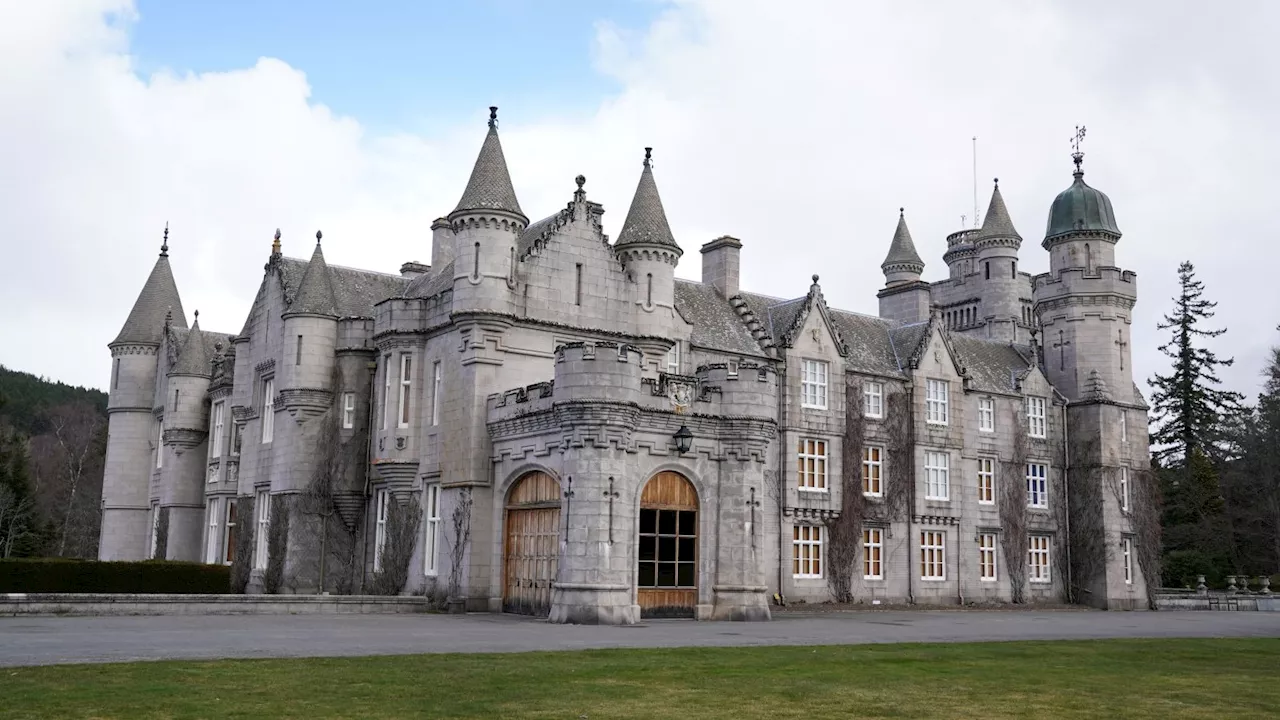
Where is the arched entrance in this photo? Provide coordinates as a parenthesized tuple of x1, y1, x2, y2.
(638, 471, 698, 618)
(503, 471, 561, 617)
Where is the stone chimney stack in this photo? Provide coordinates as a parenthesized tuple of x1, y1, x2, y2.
(700, 235, 742, 298)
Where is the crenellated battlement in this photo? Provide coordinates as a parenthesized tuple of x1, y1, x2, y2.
(1034, 265, 1138, 305)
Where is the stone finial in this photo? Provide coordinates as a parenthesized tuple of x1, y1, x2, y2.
(160, 222, 170, 257)
(1261, 576, 1272, 595)
(488, 105, 498, 128)
(644, 147, 652, 169)
(316, 230, 323, 245)
(811, 274, 820, 285)
(272, 228, 282, 255)
(574, 174, 587, 202)
(1196, 574, 1207, 594)
(1227, 575, 1239, 594)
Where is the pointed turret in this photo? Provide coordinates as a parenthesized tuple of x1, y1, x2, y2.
(112, 226, 187, 346)
(972, 179, 1027, 343)
(976, 179, 1021, 243)
(881, 208, 924, 282)
(615, 148, 681, 252)
(451, 106, 525, 221)
(286, 231, 338, 317)
(171, 311, 211, 377)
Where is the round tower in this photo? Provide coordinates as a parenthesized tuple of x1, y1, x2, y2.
(943, 228, 978, 280)
(101, 229, 187, 561)
(613, 148, 683, 372)
(160, 312, 213, 562)
(450, 107, 527, 316)
(972, 179, 1025, 342)
(552, 341, 645, 405)
(280, 232, 339, 416)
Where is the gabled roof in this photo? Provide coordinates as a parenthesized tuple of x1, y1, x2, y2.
(113, 248, 187, 345)
(277, 257, 408, 318)
(977, 180, 1021, 241)
(287, 239, 339, 317)
(614, 149, 680, 250)
(673, 280, 767, 357)
(452, 108, 524, 218)
(948, 333, 1035, 394)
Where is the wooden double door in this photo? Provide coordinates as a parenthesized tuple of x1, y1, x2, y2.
(637, 472, 698, 618)
(503, 472, 561, 617)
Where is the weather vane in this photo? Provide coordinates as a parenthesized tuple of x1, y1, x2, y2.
(1071, 125, 1087, 172)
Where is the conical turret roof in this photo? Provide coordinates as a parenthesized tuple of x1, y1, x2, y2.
(171, 313, 211, 377)
(452, 107, 524, 218)
(288, 233, 338, 317)
(615, 148, 680, 251)
(977, 179, 1021, 240)
(112, 229, 187, 345)
(881, 209, 924, 273)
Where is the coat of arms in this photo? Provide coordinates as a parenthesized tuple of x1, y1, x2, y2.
(668, 380, 695, 414)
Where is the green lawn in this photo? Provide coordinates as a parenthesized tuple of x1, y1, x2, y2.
(2, 639, 1278, 719)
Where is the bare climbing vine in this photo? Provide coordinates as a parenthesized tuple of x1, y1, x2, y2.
(229, 493, 254, 593)
(262, 494, 291, 594)
(825, 380, 865, 603)
(1062, 434, 1106, 605)
(1000, 406, 1030, 603)
(1130, 465, 1163, 609)
(152, 507, 169, 560)
(881, 390, 914, 523)
(446, 487, 474, 607)
(368, 494, 422, 596)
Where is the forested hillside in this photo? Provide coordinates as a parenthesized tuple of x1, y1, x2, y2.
(0, 365, 107, 558)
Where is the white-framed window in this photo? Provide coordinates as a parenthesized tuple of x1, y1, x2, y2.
(978, 396, 995, 433)
(665, 343, 680, 374)
(924, 451, 950, 500)
(155, 417, 164, 469)
(797, 438, 828, 491)
(373, 489, 390, 572)
(1119, 410, 1128, 443)
(1027, 463, 1048, 509)
(977, 457, 995, 505)
(423, 484, 441, 576)
(209, 401, 225, 460)
(800, 359, 828, 409)
(148, 502, 160, 558)
(863, 381, 884, 419)
(342, 392, 356, 429)
(431, 361, 442, 426)
(862, 446, 883, 496)
(380, 354, 391, 431)
(979, 533, 998, 581)
(1028, 535, 1051, 583)
(261, 378, 275, 443)
(1122, 537, 1134, 585)
(926, 379, 949, 425)
(863, 527, 883, 579)
(398, 353, 412, 429)
(205, 497, 222, 565)
(1027, 396, 1047, 438)
(920, 530, 946, 580)
(222, 499, 237, 565)
(254, 489, 270, 570)
(1119, 467, 1130, 513)
(792, 525, 822, 578)
(230, 423, 242, 457)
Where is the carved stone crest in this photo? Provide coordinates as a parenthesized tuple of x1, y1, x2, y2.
(668, 379, 695, 414)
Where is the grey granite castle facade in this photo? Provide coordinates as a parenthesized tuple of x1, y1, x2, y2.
(100, 108, 1150, 621)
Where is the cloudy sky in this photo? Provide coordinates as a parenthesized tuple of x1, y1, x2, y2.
(3, 0, 1277, 404)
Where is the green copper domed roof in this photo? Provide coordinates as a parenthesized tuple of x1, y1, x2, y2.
(1045, 170, 1120, 240)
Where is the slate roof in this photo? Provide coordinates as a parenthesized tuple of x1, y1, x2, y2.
(881, 211, 925, 271)
(288, 241, 339, 316)
(829, 310, 903, 377)
(278, 257, 408, 317)
(673, 280, 767, 357)
(113, 253, 187, 345)
(614, 150, 680, 250)
(169, 323, 235, 377)
(977, 182, 1021, 240)
(948, 333, 1034, 394)
(403, 259, 455, 299)
(452, 117, 524, 218)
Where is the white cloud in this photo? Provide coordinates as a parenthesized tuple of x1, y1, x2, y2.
(2, 0, 1277, 404)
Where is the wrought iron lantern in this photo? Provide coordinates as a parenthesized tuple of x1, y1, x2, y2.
(673, 425, 693, 454)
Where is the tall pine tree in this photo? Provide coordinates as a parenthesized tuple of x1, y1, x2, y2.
(1148, 261, 1245, 468)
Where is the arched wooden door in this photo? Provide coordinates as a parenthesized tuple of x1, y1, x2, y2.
(637, 471, 698, 618)
(503, 472, 561, 617)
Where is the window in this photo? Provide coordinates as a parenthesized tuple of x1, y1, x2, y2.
(112, 358, 120, 390)
(863, 527, 883, 579)
(254, 490, 270, 570)
(1028, 535, 1051, 583)
(985, 261, 990, 280)
(155, 418, 164, 469)
(1027, 397, 1046, 438)
(423, 484, 441, 576)
(431, 361, 442, 426)
(342, 392, 356, 429)
(646, 273, 653, 306)
(1027, 463, 1048, 508)
(373, 489, 390, 572)
(398, 353, 412, 428)
(979, 533, 998, 581)
(801, 360, 828, 409)
(1119, 410, 1127, 443)
(926, 379, 949, 425)
(665, 343, 680, 374)
(209, 401, 225, 460)
(920, 530, 946, 580)
(149, 503, 160, 559)
(863, 381, 884, 418)
(575, 263, 582, 306)
(223, 499, 237, 565)
(797, 438, 828, 491)
(1119, 467, 1130, 513)
(978, 397, 994, 432)
(639, 508, 697, 588)
(792, 525, 822, 578)
(295, 334, 303, 365)
(1122, 537, 1134, 585)
(205, 497, 222, 565)
(173, 388, 179, 412)
(924, 451, 950, 500)
(261, 378, 275, 443)
(977, 457, 995, 505)
(230, 423, 242, 457)
(381, 354, 391, 431)
(863, 446, 883, 496)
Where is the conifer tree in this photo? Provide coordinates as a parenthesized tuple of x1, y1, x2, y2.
(1148, 261, 1244, 467)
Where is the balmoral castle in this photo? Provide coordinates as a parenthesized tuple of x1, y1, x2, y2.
(100, 108, 1149, 622)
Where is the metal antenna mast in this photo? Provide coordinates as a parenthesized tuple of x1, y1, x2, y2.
(972, 136, 979, 228)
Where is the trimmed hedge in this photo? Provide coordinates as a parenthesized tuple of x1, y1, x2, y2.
(0, 558, 231, 594)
